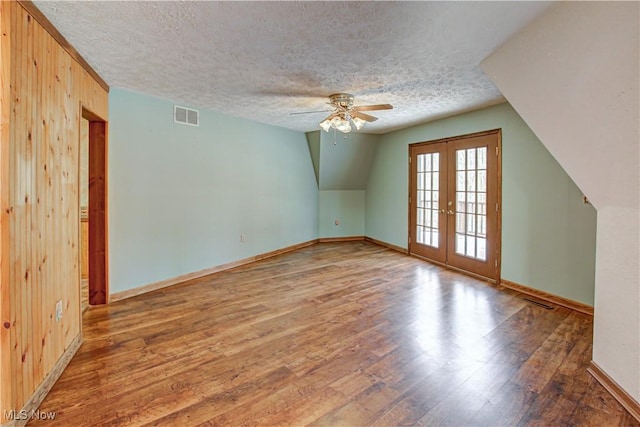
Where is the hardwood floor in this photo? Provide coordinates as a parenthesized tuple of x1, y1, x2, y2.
(32, 242, 636, 426)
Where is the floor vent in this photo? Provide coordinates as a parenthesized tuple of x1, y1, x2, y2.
(174, 105, 199, 127)
(523, 298, 554, 310)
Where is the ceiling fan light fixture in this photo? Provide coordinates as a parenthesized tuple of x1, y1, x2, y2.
(319, 118, 332, 132)
(336, 121, 351, 133)
(319, 112, 361, 134)
(352, 116, 366, 130)
(332, 114, 352, 133)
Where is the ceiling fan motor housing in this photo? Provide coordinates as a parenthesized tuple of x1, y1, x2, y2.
(329, 93, 355, 109)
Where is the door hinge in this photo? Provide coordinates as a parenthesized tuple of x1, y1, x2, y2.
(495, 146, 499, 156)
(409, 156, 412, 163)
(495, 260, 498, 268)
(496, 203, 499, 212)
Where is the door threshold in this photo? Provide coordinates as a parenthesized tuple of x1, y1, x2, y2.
(408, 251, 498, 284)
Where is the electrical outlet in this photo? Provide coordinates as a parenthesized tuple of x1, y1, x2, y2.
(335, 219, 340, 226)
(240, 234, 245, 243)
(55, 300, 63, 321)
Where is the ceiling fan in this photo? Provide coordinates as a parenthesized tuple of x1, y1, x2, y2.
(291, 93, 393, 134)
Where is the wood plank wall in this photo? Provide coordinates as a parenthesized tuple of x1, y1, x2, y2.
(1, 1, 14, 421)
(0, 1, 109, 421)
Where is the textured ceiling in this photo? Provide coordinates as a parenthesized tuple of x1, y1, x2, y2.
(34, 1, 552, 134)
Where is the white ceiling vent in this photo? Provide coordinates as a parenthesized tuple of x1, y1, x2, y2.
(174, 105, 199, 127)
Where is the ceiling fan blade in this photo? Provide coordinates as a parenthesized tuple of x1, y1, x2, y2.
(354, 104, 393, 112)
(353, 111, 378, 122)
(289, 109, 332, 115)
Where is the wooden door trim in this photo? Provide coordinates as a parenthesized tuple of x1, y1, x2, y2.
(495, 131, 502, 284)
(407, 129, 502, 281)
(410, 128, 502, 149)
(82, 107, 108, 305)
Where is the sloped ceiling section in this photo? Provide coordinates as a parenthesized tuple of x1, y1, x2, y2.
(305, 131, 321, 186)
(481, 2, 639, 211)
(317, 132, 380, 191)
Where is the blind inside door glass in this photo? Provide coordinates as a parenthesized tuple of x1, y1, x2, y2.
(416, 153, 439, 248)
(455, 147, 487, 261)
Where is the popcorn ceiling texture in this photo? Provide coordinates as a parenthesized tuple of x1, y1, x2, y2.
(34, 1, 551, 134)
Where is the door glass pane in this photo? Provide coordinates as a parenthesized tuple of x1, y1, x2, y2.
(467, 148, 476, 169)
(478, 215, 486, 237)
(478, 147, 487, 169)
(478, 170, 487, 192)
(457, 171, 465, 191)
(457, 150, 465, 170)
(456, 213, 465, 233)
(466, 170, 476, 192)
(431, 230, 439, 245)
(466, 213, 475, 235)
(478, 193, 486, 215)
(456, 233, 465, 255)
(477, 238, 486, 260)
(466, 236, 476, 257)
(454, 147, 488, 261)
(416, 152, 440, 248)
(456, 192, 465, 213)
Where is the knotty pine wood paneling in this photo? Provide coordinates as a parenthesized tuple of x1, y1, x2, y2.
(0, 1, 13, 420)
(0, 1, 108, 420)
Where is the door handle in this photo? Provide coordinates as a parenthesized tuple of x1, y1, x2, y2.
(447, 210, 455, 215)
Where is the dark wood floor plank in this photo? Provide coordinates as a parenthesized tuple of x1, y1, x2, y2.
(465, 380, 539, 426)
(28, 242, 635, 426)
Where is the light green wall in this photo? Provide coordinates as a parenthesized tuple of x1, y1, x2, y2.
(108, 89, 318, 293)
(314, 131, 379, 238)
(319, 190, 365, 238)
(366, 102, 597, 305)
(108, 90, 596, 305)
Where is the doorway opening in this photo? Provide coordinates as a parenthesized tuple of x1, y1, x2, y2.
(408, 129, 502, 281)
(80, 117, 89, 311)
(81, 107, 108, 305)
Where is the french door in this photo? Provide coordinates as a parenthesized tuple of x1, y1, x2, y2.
(409, 130, 501, 281)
